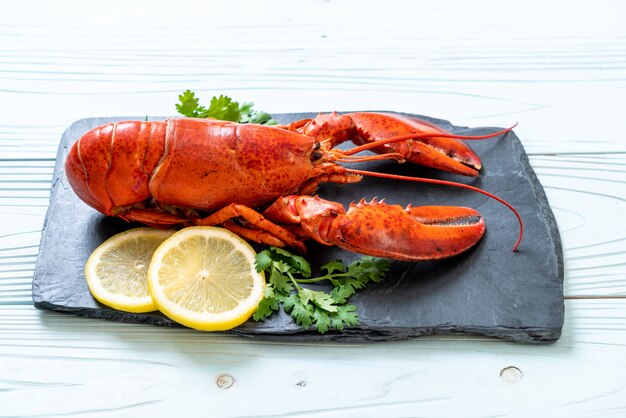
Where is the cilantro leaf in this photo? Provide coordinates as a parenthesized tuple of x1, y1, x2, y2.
(313, 309, 331, 334)
(299, 288, 338, 313)
(330, 257, 391, 298)
(330, 283, 353, 304)
(321, 259, 346, 276)
(252, 284, 280, 321)
(290, 298, 315, 329)
(239, 102, 277, 125)
(200, 95, 241, 121)
(269, 267, 294, 294)
(253, 247, 389, 334)
(330, 304, 359, 331)
(254, 250, 273, 272)
(269, 247, 311, 277)
(175, 90, 277, 125)
(175, 90, 205, 118)
(347, 256, 390, 284)
(281, 292, 299, 313)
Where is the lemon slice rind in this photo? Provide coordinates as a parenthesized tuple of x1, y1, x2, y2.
(148, 226, 265, 331)
(85, 228, 174, 313)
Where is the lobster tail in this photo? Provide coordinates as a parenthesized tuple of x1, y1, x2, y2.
(64, 121, 167, 215)
(65, 123, 114, 214)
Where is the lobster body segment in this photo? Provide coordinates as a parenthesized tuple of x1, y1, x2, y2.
(149, 118, 321, 210)
(65, 113, 519, 260)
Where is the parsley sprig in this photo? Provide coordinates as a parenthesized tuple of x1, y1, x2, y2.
(175, 90, 276, 125)
(254, 247, 390, 334)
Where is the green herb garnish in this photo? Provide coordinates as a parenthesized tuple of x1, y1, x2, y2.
(254, 247, 390, 333)
(175, 89, 276, 125)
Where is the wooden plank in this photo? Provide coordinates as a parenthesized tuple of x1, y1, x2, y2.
(0, 0, 625, 155)
(0, 299, 625, 417)
(0, 161, 54, 210)
(534, 154, 626, 297)
(2, 87, 624, 157)
(0, 0, 623, 416)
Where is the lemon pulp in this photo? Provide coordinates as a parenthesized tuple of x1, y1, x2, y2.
(148, 226, 265, 331)
(85, 228, 174, 313)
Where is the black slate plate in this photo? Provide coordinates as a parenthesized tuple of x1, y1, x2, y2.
(32, 113, 564, 343)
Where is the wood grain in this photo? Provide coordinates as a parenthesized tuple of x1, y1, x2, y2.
(1, 1, 625, 153)
(1, 0, 625, 416)
(1, 300, 625, 417)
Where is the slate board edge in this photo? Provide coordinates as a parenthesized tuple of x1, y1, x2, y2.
(33, 300, 559, 344)
(32, 113, 564, 344)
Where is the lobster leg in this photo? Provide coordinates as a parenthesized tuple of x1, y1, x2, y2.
(221, 220, 289, 248)
(296, 172, 362, 196)
(263, 195, 486, 261)
(192, 203, 307, 253)
(120, 208, 188, 228)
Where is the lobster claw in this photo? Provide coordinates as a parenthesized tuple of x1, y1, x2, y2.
(328, 200, 485, 261)
(295, 112, 486, 177)
(325, 200, 485, 261)
(270, 196, 486, 261)
(347, 112, 484, 177)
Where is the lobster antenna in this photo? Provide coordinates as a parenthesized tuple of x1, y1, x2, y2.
(342, 124, 518, 156)
(344, 168, 523, 252)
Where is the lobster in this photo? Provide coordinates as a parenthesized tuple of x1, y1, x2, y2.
(65, 112, 521, 261)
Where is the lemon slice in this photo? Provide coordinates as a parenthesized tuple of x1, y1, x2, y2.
(85, 228, 174, 313)
(148, 226, 265, 331)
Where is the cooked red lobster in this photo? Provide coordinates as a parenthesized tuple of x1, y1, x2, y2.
(65, 112, 521, 261)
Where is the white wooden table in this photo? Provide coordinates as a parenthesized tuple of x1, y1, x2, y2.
(2, 1, 625, 416)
